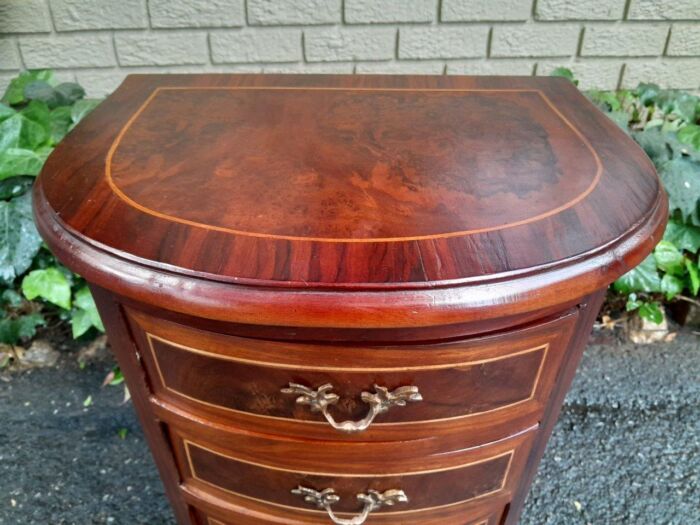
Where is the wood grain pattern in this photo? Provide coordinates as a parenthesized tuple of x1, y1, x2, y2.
(34, 74, 667, 329)
(189, 490, 507, 525)
(107, 87, 600, 242)
(127, 307, 576, 435)
(34, 74, 666, 525)
(167, 423, 534, 515)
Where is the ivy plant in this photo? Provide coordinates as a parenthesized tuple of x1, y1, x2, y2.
(0, 70, 103, 345)
(572, 71, 700, 324)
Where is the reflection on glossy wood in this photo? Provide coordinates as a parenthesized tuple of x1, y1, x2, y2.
(35, 74, 665, 525)
(185, 440, 510, 513)
(36, 75, 666, 330)
(127, 307, 577, 447)
(108, 87, 600, 241)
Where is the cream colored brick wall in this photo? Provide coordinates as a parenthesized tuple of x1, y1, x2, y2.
(0, 0, 698, 97)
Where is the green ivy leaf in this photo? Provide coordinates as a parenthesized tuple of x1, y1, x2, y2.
(637, 83, 661, 106)
(48, 106, 72, 144)
(1, 70, 54, 106)
(70, 308, 93, 339)
(1, 288, 23, 307)
(70, 99, 100, 125)
(0, 176, 34, 200)
(0, 148, 43, 179)
(638, 301, 664, 324)
(0, 109, 49, 154)
(613, 254, 662, 294)
(686, 259, 700, 296)
(677, 124, 700, 151)
(633, 128, 700, 168)
(21, 267, 72, 310)
(660, 273, 684, 300)
(23, 80, 58, 107)
(669, 92, 700, 123)
(18, 114, 48, 150)
(588, 90, 622, 112)
(654, 240, 686, 276)
(625, 292, 642, 311)
(20, 100, 50, 133)
(54, 83, 85, 105)
(607, 111, 630, 131)
(0, 103, 15, 122)
(658, 157, 700, 226)
(71, 286, 104, 338)
(0, 114, 22, 152)
(0, 192, 42, 283)
(0, 312, 45, 344)
(663, 220, 700, 254)
(656, 90, 700, 122)
(550, 67, 578, 86)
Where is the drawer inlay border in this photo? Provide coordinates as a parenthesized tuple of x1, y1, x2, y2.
(185, 439, 514, 516)
(145, 332, 549, 425)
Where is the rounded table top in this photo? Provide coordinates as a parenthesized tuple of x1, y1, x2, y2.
(35, 74, 666, 327)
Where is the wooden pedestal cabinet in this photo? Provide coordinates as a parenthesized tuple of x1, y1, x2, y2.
(34, 74, 666, 524)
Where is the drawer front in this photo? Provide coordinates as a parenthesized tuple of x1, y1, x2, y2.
(194, 505, 502, 525)
(128, 308, 576, 439)
(170, 424, 534, 519)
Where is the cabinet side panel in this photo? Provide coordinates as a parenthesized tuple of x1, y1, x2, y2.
(503, 289, 607, 524)
(90, 285, 194, 525)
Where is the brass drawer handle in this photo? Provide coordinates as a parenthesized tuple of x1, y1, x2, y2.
(292, 486, 408, 525)
(281, 383, 422, 433)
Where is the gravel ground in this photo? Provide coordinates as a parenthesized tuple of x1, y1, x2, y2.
(0, 331, 698, 525)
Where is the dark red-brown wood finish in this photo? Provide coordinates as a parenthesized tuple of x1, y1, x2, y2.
(35, 74, 666, 525)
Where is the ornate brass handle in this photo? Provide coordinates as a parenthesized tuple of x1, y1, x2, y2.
(281, 382, 422, 433)
(291, 486, 408, 525)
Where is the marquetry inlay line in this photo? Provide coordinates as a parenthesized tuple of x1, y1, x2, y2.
(144, 330, 550, 426)
(105, 86, 602, 243)
(184, 440, 515, 516)
(146, 330, 549, 371)
(184, 438, 514, 478)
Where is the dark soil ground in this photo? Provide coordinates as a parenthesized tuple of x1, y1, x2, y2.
(0, 330, 698, 525)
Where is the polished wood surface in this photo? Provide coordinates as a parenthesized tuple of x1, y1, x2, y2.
(188, 489, 508, 525)
(128, 308, 575, 433)
(178, 436, 517, 513)
(110, 89, 597, 241)
(35, 74, 666, 525)
(35, 74, 666, 329)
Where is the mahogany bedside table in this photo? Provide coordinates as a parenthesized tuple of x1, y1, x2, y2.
(34, 74, 666, 525)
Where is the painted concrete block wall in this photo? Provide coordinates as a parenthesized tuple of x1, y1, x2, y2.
(0, 0, 698, 97)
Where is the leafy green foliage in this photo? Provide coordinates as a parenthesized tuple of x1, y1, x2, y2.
(578, 75, 700, 324)
(659, 158, 700, 226)
(0, 191, 43, 283)
(678, 124, 700, 150)
(1, 70, 54, 106)
(0, 70, 104, 345)
(550, 67, 579, 86)
(0, 288, 44, 344)
(625, 293, 664, 323)
(71, 286, 104, 338)
(22, 267, 72, 309)
(0, 312, 45, 344)
(613, 255, 661, 294)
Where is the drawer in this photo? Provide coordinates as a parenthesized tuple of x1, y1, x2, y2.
(193, 503, 503, 525)
(168, 422, 533, 523)
(128, 307, 577, 441)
